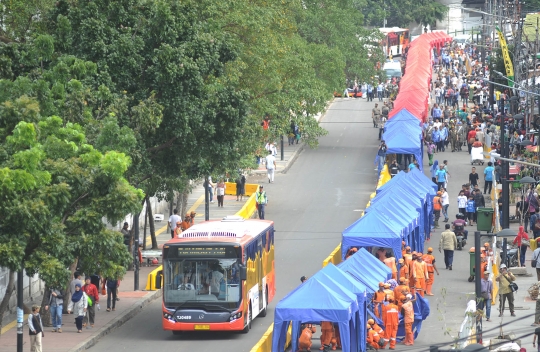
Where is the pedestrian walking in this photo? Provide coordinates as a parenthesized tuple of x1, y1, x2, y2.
(372, 103, 381, 128)
(104, 277, 119, 311)
(28, 305, 44, 352)
(236, 173, 246, 201)
(377, 141, 387, 173)
(533, 325, 540, 348)
(435, 164, 447, 191)
(439, 224, 457, 270)
(479, 270, 493, 322)
(457, 191, 467, 215)
(67, 283, 88, 333)
(216, 179, 226, 207)
(206, 177, 214, 202)
(265, 150, 276, 183)
(168, 210, 181, 239)
(255, 185, 268, 220)
(483, 162, 494, 195)
(433, 191, 443, 228)
(69, 272, 83, 304)
(496, 264, 516, 317)
(430, 160, 439, 184)
(427, 140, 436, 166)
(412, 254, 428, 297)
(513, 226, 529, 267)
(82, 277, 99, 329)
(532, 244, 540, 281)
(441, 188, 450, 222)
(469, 167, 479, 187)
(120, 221, 131, 248)
(45, 286, 64, 333)
(423, 248, 439, 296)
(473, 189, 485, 224)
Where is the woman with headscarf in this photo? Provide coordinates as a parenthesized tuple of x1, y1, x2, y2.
(430, 160, 439, 184)
(67, 283, 88, 333)
(513, 226, 529, 267)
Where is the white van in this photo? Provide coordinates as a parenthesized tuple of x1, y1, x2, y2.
(383, 61, 402, 80)
(453, 34, 472, 49)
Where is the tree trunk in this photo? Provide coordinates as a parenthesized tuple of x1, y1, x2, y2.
(62, 260, 78, 313)
(40, 287, 51, 327)
(180, 191, 189, 220)
(0, 270, 15, 335)
(142, 204, 148, 250)
(146, 196, 158, 249)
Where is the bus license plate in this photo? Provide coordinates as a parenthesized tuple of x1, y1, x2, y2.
(194, 325, 210, 330)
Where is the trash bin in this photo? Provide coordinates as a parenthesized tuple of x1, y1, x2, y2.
(531, 238, 538, 252)
(477, 207, 494, 231)
(468, 247, 476, 282)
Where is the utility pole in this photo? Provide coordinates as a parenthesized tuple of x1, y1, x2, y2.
(474, 231, 482, 344)
(16, 269, 23, 352)
(133, 212, 140, 290)
(204, 176, 210, 221)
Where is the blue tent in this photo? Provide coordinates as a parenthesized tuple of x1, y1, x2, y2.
(364, 198, 420, 250)
(383, 118, 424, 170)
(384, 108, 422, 132)
(341, 211, 404, 261)
(408, 168, 438, 194)
(272, 277, 360, 352)
(338, 248, 392, 290)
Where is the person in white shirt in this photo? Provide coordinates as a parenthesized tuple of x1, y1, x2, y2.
(441, 188, 450, 223)
(457, 191, 468, 216)
(168, 209, 181, 239)
(265, 150, 276, 183)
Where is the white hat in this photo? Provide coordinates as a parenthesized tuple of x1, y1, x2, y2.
(500, 264, 507, 269)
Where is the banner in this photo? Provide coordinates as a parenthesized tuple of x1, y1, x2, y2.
(496, 26, 514, 87)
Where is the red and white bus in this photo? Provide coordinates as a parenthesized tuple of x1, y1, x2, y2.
(379, 27, 410, 57)
(161, 216, 275, 334)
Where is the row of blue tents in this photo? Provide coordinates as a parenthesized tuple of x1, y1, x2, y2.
(272, 170, 436, 351)
(384, 109, 425, 171)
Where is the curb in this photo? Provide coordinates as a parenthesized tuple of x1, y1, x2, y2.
(280, 143, 305, 174)
(69, 290, 162, 352)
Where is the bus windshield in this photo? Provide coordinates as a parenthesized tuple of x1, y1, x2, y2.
(163, 257, 242, 310)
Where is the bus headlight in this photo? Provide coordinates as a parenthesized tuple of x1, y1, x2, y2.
(163, 312, 173, 320)
(229, 311, 242, 321)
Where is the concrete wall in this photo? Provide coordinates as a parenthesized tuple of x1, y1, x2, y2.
(0, 268, 44, 314)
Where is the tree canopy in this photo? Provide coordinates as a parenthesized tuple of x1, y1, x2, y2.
(361, 0, 448, 29)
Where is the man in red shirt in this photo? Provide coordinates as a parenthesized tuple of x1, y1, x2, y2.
(467, 128, 477, 154)
(83, 276, 99, 328)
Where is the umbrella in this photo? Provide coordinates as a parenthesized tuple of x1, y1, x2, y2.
(513, 113, 524, 120)
(519, 176, 537, 184)
(497, 228, 517, 237)
(520, 140, 533, 146)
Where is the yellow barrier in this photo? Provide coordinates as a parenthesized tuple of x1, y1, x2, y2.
(250, 323, 292, 352)
(225, 182, 259, 197)
(235, 193, 257, 219)
(322, 244, 342, 267)
(145, 265, 163, 291)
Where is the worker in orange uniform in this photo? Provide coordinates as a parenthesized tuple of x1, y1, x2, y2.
(189, 211, 197, 226)
(320, 321, 334, 351)
(373, 283, 387, 319)
(423, 248, 440, 296)
(384, 253, 398, 280)
(408, 253, 417, 296)
(401, 295, 416, 346)
(403, 247, 413, 269)
(479, 254, 488, 279)
(401, 241, 407, 257)
(398, 258, 409, 279)
(366, 324, 381, 350)
(180, 214, 191, 231)
(383, 283, 395, 302)
(394, 278, 410, 310)
(482, 242, 494, 261)
(367, 318, 384, 337)
(298, 324, 316, 352)
(412, 253, 428, 297)
(382, 298, 399, 350)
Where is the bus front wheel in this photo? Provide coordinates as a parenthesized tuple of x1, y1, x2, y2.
(242, 304, 252, 333)
(259, 290, 268, 317)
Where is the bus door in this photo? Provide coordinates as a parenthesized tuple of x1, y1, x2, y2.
(257, 236, 264, 311)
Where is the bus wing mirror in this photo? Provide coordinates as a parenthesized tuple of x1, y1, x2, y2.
(239, 266, 247, 281)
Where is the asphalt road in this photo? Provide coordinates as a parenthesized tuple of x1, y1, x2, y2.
(89, 97, 503, 352)
(89, 97, 380, 351)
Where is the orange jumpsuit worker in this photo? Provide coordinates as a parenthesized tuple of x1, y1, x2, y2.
(398, 258, 409, 279)
(408, 253, 417, 296)
(403, 247, 413, 269)
(401, 295, 416, 346)
(383, 283, 395, 302)
(366, 324, 380, 350)
(320, 321, 334, 351)
(180, 214, 191, 231)
(401, 241, 407, 257)
(382, 299, 399, 350)
(367, 318, 384, 337)
(189, 211, 197, 226)
(298, 324, 316, 352)
(394, 278, 410, 310)
(412, 253, 428, 297)
(383, 253, 398, 280)
(373, 283, 387, 319)
(423, 248, 440, 296)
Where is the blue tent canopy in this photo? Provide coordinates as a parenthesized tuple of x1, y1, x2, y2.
(384, 108, 422, 132)
(339, 248, 392, 284)
(341, 211, 404, 261)
(272, 277, 360, 352)
(409, 168, 438, 194)
(383, 119, 423, 170)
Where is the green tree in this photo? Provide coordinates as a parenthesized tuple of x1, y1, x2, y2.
(360, 0, 447, 29)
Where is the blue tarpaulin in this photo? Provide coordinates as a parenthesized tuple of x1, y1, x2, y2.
(341, 211, 404, 262)
(383, 116, 424, 170)
(272, 276, 360, 352)
(338, 248, 392, 289)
